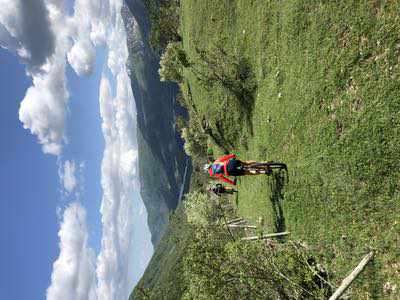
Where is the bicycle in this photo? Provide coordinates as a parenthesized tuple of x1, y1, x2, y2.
(205, 153, 288, 185)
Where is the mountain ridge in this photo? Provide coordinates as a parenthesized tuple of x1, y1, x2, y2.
(122, 0, 190, 246)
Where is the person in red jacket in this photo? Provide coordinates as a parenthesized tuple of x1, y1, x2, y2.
(205, 153, 260, 185)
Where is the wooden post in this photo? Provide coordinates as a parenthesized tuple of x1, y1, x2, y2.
(241, 231, 290, 241)
(227, 218, 244, 225)
(329, 252, 374, 300)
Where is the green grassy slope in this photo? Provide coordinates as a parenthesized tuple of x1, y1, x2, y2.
(180, 0, 400, 298)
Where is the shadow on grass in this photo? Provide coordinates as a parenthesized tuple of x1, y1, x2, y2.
(362, 257, 382, 299)
(192, 45, 256, 140)
(268, 170, 288, 240)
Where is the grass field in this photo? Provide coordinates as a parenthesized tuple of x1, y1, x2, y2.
(180, 0, 400, 298)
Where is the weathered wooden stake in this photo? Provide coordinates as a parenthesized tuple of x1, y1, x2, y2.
(227, 218, 244, 225)
(328, 251, 374, 300)
(241, 231, 290, 241)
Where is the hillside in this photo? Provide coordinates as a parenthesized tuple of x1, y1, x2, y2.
(131, 0, 400, 299)
(122, 0, 190, 246)
(129, 204, 189, 299)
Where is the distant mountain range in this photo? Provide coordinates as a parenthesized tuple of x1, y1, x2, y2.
(122, 0, 190, 246)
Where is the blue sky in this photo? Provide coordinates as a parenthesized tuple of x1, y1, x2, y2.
(0, 48, 59, 299)
(0, 45, 106, 300)
(0, 1, 153, 299)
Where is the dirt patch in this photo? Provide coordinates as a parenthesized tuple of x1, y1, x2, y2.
(347, 79, 364, 113)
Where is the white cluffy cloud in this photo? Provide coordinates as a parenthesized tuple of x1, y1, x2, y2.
(59, 160, 84, 195)
(0, 0, 111, 155)
(66, 0, 111, 76)
(0, 0, 55, 71)
(60, 160, 77, 194)
(0, 0, 67, 155)
(18, 54, 68, 156)
(15, 0, 69, 156)
(47, 202, 97, 300)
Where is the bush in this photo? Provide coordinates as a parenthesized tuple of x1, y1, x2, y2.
(192, 44, 257, 109)
(180, 117, 207, 160)
(183, 228, 331, 299)
(184, 191, 216, 226)
(159, 42, 189, 82)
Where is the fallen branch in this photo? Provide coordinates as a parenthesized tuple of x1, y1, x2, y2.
(329, 251, 374, 300)
(228, 224, 257, 229)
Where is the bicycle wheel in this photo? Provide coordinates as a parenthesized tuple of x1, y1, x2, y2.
(243, 165, 272, 175)
(267, 162, 287, 170)
(248, 162, 287, 170)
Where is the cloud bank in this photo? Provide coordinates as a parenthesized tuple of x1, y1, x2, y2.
(95, 4, 153, 297)
(96, 71, 141, 299)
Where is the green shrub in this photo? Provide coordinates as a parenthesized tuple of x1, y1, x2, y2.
(159, 42, 189, 82)
(183, 228, 331, 299)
